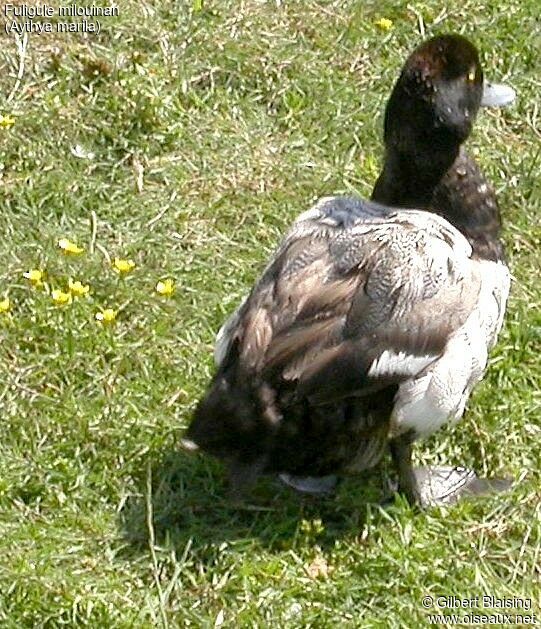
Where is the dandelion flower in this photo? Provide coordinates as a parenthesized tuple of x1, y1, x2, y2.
(0, 114, 15, 128)
(113, 258, 136, 274)
(68, 279, 90, 297)
(58, 238, 84, 255)
(374, 17, 393, 31)
(155, 278, 175, 297)
(95, 308, 116, 324)
(52, 289, 72, 306)
(0, 297, 10, 313)
(23, 269, 44, 285)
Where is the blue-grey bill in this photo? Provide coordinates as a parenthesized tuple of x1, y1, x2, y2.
(481, 81, 516, 107)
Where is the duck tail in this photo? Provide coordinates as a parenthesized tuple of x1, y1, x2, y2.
(186, 364, 282, 464)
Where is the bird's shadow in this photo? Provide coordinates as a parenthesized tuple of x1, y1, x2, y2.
(119, 449, 398, 561)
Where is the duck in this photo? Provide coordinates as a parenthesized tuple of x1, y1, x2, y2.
(184, 34, 515, 506)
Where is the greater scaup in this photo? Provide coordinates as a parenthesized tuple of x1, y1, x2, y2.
(185, 34, 515, 506)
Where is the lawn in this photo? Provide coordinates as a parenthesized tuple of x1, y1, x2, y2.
(0, 0, 539, 627)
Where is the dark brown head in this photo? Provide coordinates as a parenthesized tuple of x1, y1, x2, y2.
(373, 34, 515, 208)
(385, 34, 484, 150)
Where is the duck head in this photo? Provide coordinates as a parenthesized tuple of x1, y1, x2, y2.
(374, 34, 515, 206)
(386, 33, 514, 147)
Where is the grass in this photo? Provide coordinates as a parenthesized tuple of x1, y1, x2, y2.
(0, 0, 539, 626)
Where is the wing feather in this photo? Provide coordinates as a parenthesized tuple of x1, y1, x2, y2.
(215, 197, 481, 406)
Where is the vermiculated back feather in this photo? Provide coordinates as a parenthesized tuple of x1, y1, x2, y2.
(189, 196, 506, 480)
(191, 34, 512, 499)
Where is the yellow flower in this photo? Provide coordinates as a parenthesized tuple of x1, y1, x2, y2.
(113, 258, 136, 274)
(52, 289, 72, 306)
(0, 114, 15, 128)
(95, 308, 116, 324)
(374, 17, 393, 31)
(155, 278, 175, 297)
(23, 269, 44, 285)
(68, 279, 90, 297)
(58, 238, 84, 255)
(0, 297, 10, 313)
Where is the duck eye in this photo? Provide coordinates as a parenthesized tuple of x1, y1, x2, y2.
(467, 68, 476, 82)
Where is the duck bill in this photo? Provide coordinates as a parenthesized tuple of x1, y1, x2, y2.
(481, 81, 516, 107)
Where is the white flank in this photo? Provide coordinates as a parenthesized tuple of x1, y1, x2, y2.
(368, 349, 435, 378)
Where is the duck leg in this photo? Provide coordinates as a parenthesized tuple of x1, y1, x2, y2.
(389, 433, 513, 507)
(227, 457, 267, 502)
(390, 433, 422, 506)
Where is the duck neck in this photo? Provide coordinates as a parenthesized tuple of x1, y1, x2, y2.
(371, 142, 460, 209)
(371, 146, 505, 262)
(430, 149, 505, 261)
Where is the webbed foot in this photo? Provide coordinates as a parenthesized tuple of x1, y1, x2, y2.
(278, 473, 338, 495)
(394, 466, 513, 507)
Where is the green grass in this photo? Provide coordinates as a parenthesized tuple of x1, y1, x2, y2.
(1, 0, 539, 626)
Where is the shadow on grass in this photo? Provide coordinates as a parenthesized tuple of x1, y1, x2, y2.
(119, 449, 394, 560)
